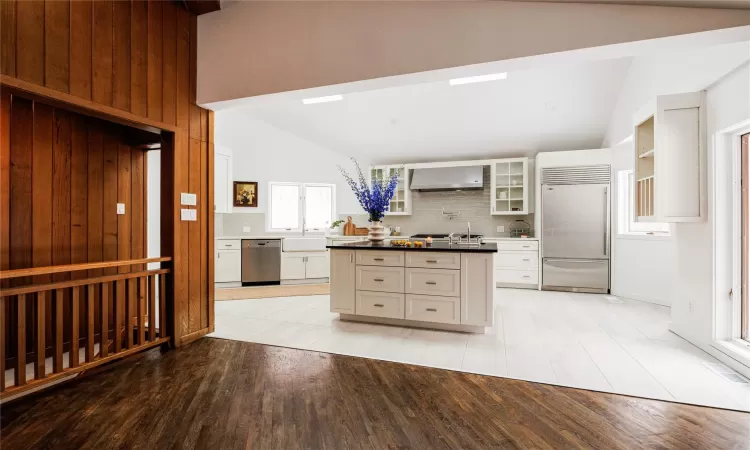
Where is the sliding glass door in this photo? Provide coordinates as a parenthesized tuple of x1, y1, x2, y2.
(743, 133, 749, 341)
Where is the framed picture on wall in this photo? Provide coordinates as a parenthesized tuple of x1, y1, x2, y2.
(233, 181, 258, 207)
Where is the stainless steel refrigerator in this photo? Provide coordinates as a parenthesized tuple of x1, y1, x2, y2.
(541, 165, 610, 293)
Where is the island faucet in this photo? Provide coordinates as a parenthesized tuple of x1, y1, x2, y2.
(467, 222, 471, 242)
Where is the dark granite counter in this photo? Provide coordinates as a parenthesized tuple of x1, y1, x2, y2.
(326, 240, 498, 253)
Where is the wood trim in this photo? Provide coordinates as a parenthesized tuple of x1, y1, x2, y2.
(178, 327, 209, 346)
(1, 257, 171, 280)
(742, 133, 748, 340)
(1, 75, 179, 134)
(0, 269, 170, 297)
(0, 337, 169, 400)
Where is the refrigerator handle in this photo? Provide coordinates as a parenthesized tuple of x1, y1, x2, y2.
(604, 187, 609, 257)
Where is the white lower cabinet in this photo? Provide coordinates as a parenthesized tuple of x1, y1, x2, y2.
(281, 251, 330, 281)
(330, 250, 355, 313)
(405, 294, 460, 324)
(485, 239, 539, 289)
(460, 253, 494, 326)
(215, 239, 242, 283)
(356, 291, 405, 319)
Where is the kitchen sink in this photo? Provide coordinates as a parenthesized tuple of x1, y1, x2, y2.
(282, 237, 327, 252)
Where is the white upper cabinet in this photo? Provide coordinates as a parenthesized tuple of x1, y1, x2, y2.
(214, 147, 232, 214)
(633, 91, 705, 223)
(371, 165, 412, 215)
(490, 157, 533, 215)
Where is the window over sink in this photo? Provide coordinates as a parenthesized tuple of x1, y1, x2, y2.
(267, 182, 336, 233)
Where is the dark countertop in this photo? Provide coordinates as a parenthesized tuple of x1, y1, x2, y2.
(326, 240, 498, 253)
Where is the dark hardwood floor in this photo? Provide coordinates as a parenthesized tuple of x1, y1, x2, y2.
(1, 338, 748, 449)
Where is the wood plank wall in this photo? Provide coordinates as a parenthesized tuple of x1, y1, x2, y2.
(0, 0, 214, 346)
(1, 92, 149, 359)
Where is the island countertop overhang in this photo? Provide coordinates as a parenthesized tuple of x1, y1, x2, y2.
(326, 241, 498, 253)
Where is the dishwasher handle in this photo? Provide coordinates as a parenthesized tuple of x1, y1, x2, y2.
(243, 239, 281, 248)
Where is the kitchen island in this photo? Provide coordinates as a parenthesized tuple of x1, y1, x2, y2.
(327, 241, 497, 333)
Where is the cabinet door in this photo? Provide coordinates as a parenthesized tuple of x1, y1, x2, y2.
(214, 152, 231, 213)
(281, 254, 306, 280)
(656, 91, 705, 222)
(491, 158, 529, 215)
(460, 253, 494, 326)
(215, 250, 241, 282)
(330, 250, 355, 313)
(306, 252, 330, 279)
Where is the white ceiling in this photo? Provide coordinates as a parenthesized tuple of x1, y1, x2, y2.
(235, 58, 633, 164)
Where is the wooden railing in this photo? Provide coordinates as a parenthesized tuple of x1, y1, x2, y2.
(0, 258, 172, 399)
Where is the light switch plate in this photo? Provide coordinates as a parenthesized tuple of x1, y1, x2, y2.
(190, 209, 198, 221)
(497, 226, 504, 232)
(117, 203, 126, 215)
(181, 208, 196, 221)
(243, 226, 251, 233)
(181, 193, 197, 206)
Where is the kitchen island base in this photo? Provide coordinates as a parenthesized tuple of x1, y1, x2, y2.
(327, 243, 497, 334)
(339, 314, 486, 333)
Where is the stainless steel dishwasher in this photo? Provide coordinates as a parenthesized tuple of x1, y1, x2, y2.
(241, 239, 281, 286)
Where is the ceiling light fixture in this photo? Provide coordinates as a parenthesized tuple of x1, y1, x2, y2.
(448, 73, 507, 86)
(302, 94, 343, 105)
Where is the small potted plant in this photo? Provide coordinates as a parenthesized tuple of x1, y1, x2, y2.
(339, 159, 399, 242)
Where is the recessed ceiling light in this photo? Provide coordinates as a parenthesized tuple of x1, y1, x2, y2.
(449, 73, 507, 86)
(302, 95, 343, 105)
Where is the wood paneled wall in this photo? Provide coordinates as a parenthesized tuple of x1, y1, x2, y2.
(1, 92, 150, 358)
(0, 0, 214, 346)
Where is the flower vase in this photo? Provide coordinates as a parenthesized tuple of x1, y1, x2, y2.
(368, 221, 385, 242)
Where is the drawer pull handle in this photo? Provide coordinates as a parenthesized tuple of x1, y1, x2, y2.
(522, 259, 530, 261)
(426, 260, 438, 263)
(373, 278, 384, 282)
(225, 244, 233, 247)
(522, 246, 531, 248)
(374, 303, 384, 308)
(426, 308, 438, 312)
(374, 258, 385, 261)
(522, 275, 531, 278)
(425, 281, 437, 285)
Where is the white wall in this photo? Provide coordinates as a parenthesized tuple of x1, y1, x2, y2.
(146, 151, 161, 268)
(601, 42, 750, 352)
(198, 1, 750, 104)
(611, 142, 676, 306)
(214, 110, 367, 217)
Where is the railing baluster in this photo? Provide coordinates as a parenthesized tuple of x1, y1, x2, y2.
(100, 282, 109, 358)
(127, 279, 136, 349)
(138, 277, 146, 345)
(148, 275, 156, 342)
(53, 289, 64, 373)
(70, 287, 80, 369)
(115, 280, 124, 353)
(86, 284, 95, 362)
(16, 294, 27, 386)
(35, 292, 46, 379)
(0, 295, 5, 391)
(159, 274, 166, 339)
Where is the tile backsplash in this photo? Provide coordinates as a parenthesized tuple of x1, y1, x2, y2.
(217, 168, 534, 238)
(384, 167, 533, 237)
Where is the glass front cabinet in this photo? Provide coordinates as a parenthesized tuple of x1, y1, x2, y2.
(371, 165, 412, 215)
(490, 157, 533, 215)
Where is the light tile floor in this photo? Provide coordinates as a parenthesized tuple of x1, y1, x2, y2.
(209, 288, 750, 412)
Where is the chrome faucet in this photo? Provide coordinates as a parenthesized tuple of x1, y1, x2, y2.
(448, 232, 457, 245)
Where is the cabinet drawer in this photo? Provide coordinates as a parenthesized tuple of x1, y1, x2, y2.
(405, 251, 461, 270)
(356, 266, 404, 293)
(216, 240, 241, 250)
(405, 268, 460, 297)
(356, 251, 405, 267)
(405, 294, 460, 324)
(495, 251, 538, 269)
(495, 268, 538, 285)
(493, 240, 538, 252)
(356, 291, 405, 319)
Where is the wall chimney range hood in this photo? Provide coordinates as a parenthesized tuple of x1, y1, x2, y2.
(410, 166, 484, 191)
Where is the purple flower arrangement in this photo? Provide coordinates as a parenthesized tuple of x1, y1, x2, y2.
(338, 159, 400, 222)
